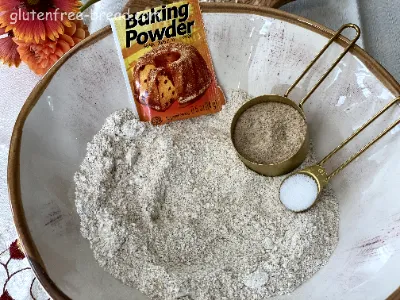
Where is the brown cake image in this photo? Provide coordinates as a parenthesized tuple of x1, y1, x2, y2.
(132, 42, 212, 111)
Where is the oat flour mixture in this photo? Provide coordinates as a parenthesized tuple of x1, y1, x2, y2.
(233, 102, 307, 164)
(75, 90, 339, 300)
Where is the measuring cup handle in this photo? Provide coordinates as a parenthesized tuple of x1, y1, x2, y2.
(320, 97, 400, 180)
(284, 23, 361, 109)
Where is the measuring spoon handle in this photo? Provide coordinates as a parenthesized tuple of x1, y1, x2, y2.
(320, 97, 400, 180)
(284, 23, 361, 109)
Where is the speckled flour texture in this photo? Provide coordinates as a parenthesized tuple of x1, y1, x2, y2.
(233, 102, 307, 164)
(75, 90, 339, 300)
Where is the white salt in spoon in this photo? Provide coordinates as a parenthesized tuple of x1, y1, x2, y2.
(280, 97, 400, 212)
(280, 173, 319, 212)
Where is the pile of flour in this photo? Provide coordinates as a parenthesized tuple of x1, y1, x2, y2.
(75, 90, 339, 300)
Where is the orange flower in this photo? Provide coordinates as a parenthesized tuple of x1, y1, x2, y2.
(15, 19, 89, 75)
(0, 0, 82, 43)
(0, 28, 21, 66)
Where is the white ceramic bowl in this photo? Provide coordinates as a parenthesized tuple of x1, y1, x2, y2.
(8, 3, 400, 299)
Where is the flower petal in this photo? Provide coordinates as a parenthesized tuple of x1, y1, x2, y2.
(45, 19, 65, 41)
(74, 27, 86, 40)
(0, 5, 73, 42)
(0, 0, 20, 12)
(1, 11, 48, 43)
(60, 34, 74, 47)
(15, 19, 89, 75)
(63, 21, 76, 36)
(0, 34, 21, 67)
(57, 39, 71, 53)
(52, 0, 82, 13)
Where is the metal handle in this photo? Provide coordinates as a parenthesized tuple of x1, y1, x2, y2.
(319, 97, 400, 180)
(284, 24, 361, 109)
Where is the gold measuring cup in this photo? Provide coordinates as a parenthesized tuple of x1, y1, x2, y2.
(280, 97, 400, 212)
(231, 24, 361, 177)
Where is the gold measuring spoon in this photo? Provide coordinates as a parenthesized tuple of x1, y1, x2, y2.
(280, 97, 400, 212)
(231, 24, 361, 177)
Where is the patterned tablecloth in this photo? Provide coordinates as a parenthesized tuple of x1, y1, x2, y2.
(0, 0, 397, 299)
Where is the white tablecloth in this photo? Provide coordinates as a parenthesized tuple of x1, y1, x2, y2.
(0, 0, 398, 298)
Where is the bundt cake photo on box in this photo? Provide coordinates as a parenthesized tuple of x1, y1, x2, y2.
(133, 42, 212, 112)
